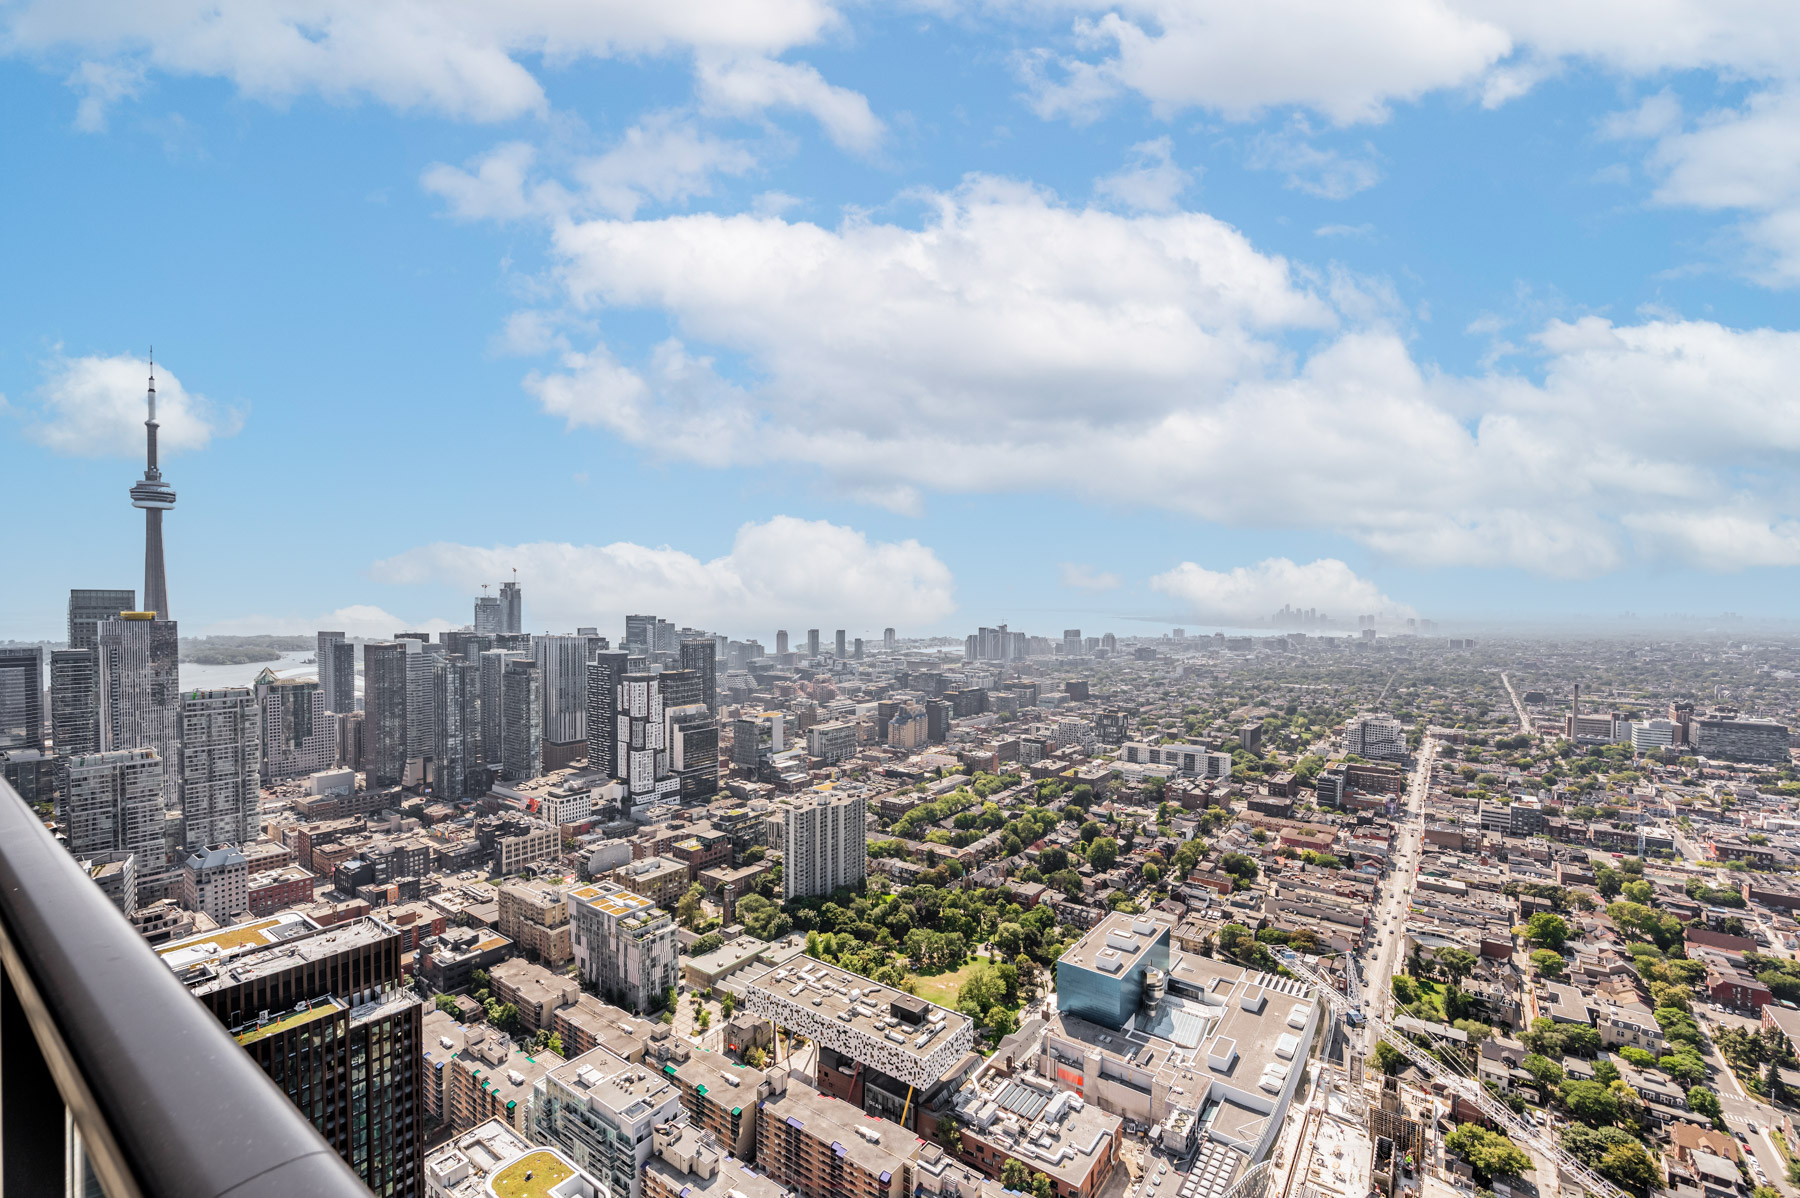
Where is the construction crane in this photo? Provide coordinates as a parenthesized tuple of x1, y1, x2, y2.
(1277, 949, 1629, 1198)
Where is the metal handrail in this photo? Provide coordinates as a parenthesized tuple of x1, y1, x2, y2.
(0, 778, 370, 1197)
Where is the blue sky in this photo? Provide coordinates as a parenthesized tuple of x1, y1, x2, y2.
(6, 1, 1800, 644)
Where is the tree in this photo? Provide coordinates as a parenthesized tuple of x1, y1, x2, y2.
(1687, 1086, 1722, 1122)
(677, 882, 707, 928)
(721, 991, 736, 1018)
(1391, 975, 1420, 1005)
(1087, 837, 1120, 871)
(1659, 1052, 1706, 1086)
(1617, 1046, 1656, 1069)
(1001, 1159, 1032, 1192)
(1597, 1142, 1658, 1190)
(1219, 853, 1259, 886)
(1374, 1042, 1406, 1076)
(1527, 912, 1572, 951)
(1530, 949, 1567, 979)
(1142, 862, 1162, 885)
(1031, 1174, 1054, 1198)
(1437, 948, 1478, 985)
(1522, 1053, 1564, 1093)
(434, 994, 462, 1017)
(1444, 1125, 1532, 1183)
(1562, 1125, 1637, 1168)
(1560, 1080, 1620, 1126)
(692, 932, 725, 956)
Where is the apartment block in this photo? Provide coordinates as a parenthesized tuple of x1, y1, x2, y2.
(568, 881, 680, 1013)
(497, 881, 574, 966)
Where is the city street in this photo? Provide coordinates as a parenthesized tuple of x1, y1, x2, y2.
(1358, 736, 1435, 1056)
(1701, 1015, 1796, 1197)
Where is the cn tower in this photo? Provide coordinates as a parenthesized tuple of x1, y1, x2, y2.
(128, 350, 176, 618)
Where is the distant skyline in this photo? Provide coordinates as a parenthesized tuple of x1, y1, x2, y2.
(8, 4, 1800, 639)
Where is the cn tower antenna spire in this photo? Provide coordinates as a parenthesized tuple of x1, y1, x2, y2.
(130, 345, 177, 619)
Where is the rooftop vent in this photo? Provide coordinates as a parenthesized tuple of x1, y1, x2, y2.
(1240, 985, 1266, 1014)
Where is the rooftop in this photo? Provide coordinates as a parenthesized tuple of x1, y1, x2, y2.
(490, 1150, 576, 1198)
(760, 1077, 919, 1180)
(570, 883, 659, 919)
(1058, 910, 1172, 977)
(738, 956, 974, 1082)
(954, 1073, 1121, 1189)
(545, 1047, 685, 1124)
(156, 911, 321, 977)
(185, 918, 395, 995)
(234, 996, 347, 1046)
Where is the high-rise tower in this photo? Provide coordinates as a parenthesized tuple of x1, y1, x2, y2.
(129, 352, 177, 619)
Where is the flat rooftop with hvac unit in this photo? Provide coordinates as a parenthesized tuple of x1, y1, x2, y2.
(1047, 911, 1322, 1186)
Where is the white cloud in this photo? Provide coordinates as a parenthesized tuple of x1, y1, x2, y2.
(6, 0, 842, 124)
(66, 59, 143, 131)
(1018, 0, 1512, 127)
(1060, 562, 1121, 591)
(1246, 120, 1381, 199)
(422, 118, 757, 224)
(23, 351, 239, 457)
(1094, 137, 1192, 212)
(695, 55, 884, 154)
(371, 516, 956, 634)
(1618, 88, 1800, 284)
(498, 177, 1800, 576)
(1151, 557, 1412, 623)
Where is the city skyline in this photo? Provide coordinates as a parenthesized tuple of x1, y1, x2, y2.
(10, 10, 1800, 639)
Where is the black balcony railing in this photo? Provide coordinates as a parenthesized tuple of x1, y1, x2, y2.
(0, 778, 370, 1197)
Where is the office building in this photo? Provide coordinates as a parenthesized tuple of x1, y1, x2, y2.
(775, 630, 789, 656)
(64, 748, 166, 904)
(68, 587, 135, 651)
(667, 703, 719, 799)
(729, 712, 784, 770)
(257, 674, 332, 781)
(51, 647, 101, 757)
(364, 641, 412, 788)
(317, 630, 355, 714)
(568, 881, 679, 1013)
(499, 577, 523, 634)
(1630, 719, 1677, 752)
(98, 612, 181, 806)
(179, 687, 260, 849)
(180, 843, 248, 923)
(586, 649, 631, 778)
(1063, 628, 1083, 656)
(834, 629, 846, 658)
(1694, 715, 1791, 764)
(625, 614, 658, 656)
(532, 1048, 686, 1198)
(778, 790, 866, 900)
(479, 647, 524, 767)
(473, 592, 504, 634)
(679, 638, 717, 715)
(925, 699, 950, 743)
(806, 629, 820, 659)
(129, 355, 178, 618)
(405, 639, 436, 763)
(501, 656, 543, 782)
(163, 917, 425, 1198)
(534, 634, 589, 764)
(886, 704, 927, 750)
(1343, 714, 1406, 762)
(0, 646, 43, 749)
(433, 654, 480, 799)
(883, 627, 895, 650)
(804, 720, 857, 764)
